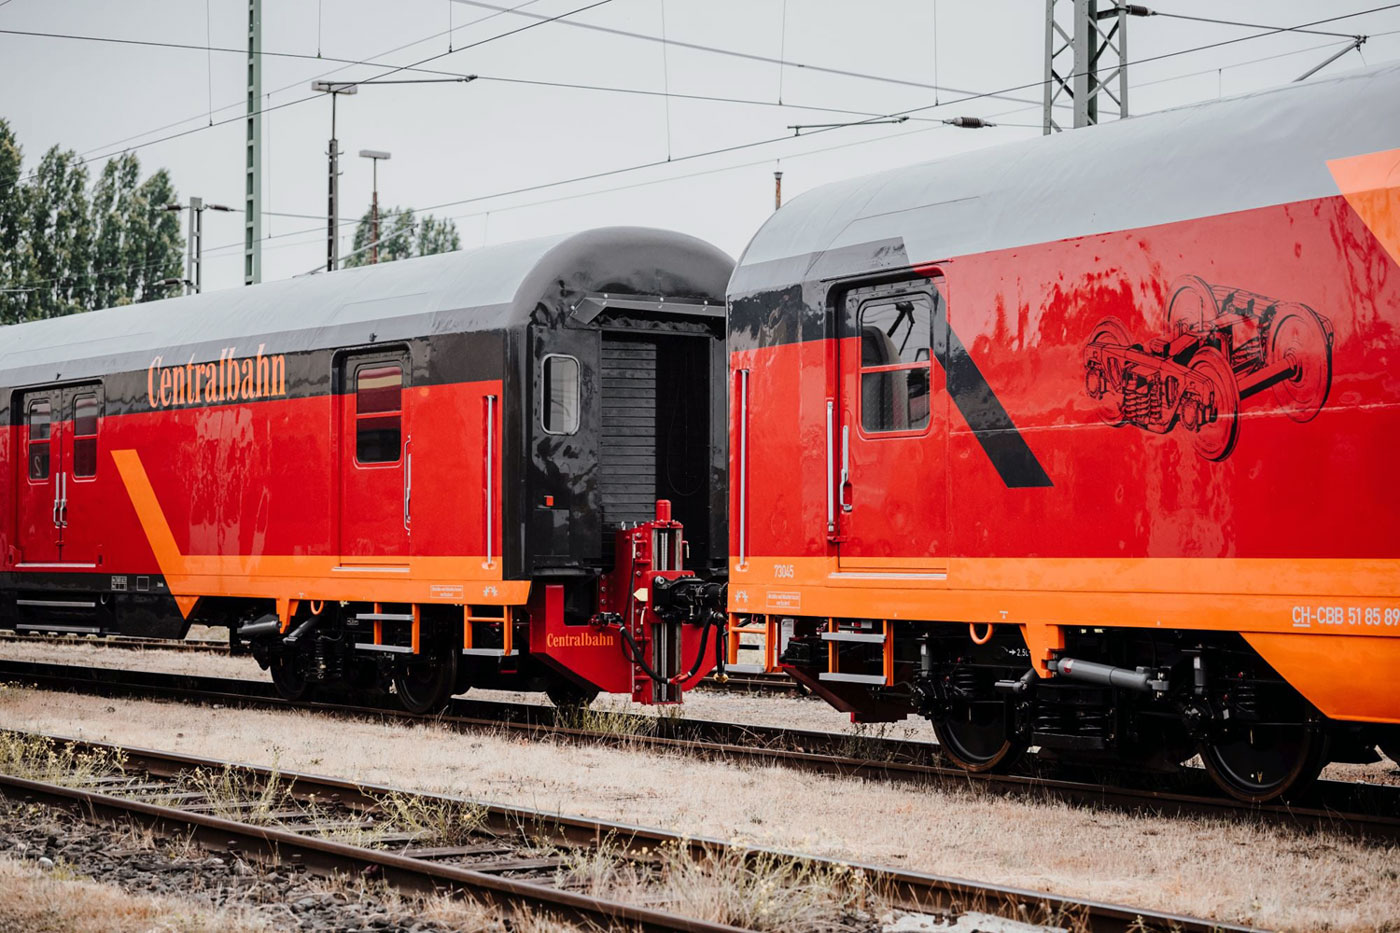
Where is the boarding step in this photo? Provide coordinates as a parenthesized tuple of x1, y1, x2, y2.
(820, 631, 886, 644)
(725, 614, 780, 673)
(17, 599, 98, 610)
(354, 642, 415, 654)
(16, 623, 102, 635)
(463, 605, 518, 657)
(823, 619, 894, 687)
(356, 612, 415, 622)
(819, 672, 890, 685)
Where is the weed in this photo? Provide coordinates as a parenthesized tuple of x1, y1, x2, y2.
(557, 837, 883, 933)
(0, 731, 127, 787)
(180, 759, 292, 825)
(371, 790, 486, 846)
(554, 703, 658, 739)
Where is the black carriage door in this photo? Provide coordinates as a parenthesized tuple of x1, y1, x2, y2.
(527, 323, 598, 571)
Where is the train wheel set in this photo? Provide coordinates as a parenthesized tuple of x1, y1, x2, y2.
(4, 66, 1400, 808)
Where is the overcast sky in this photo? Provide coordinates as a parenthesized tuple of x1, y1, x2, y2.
(3, 0, 1399, 293)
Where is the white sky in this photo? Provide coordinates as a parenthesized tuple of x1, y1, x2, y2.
(3, 0, 1399, 292)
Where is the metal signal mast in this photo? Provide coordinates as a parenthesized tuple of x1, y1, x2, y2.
(1043, 1, 1153, 134)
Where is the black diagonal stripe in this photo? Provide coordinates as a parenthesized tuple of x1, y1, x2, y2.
(938, 319, 1053, 489)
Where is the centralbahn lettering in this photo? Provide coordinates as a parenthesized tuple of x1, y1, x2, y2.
(146, 345, 287, 410)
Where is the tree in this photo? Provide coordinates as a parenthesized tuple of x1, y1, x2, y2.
(0, 123, 184, 323)
(24, 145, 93, 317)
(344, 204, 460, 267)
(0, 119, 26, 324)
(126, 168, 183, 303)
(89, 153, 141, 309)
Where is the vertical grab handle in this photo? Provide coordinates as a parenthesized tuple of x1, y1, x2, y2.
(60, 472, 68, 528)
(737, 369, 749, 570)
(483, 394, 496, 569)
(402, 438, 412, 530)
(51, 471, 61, 528)
(825, 400, 835, 533)
(839, 424, 852, 513)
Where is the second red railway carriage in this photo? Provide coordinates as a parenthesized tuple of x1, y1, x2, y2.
(724, 62, 1400, 801)
(0, 227, 731, 711)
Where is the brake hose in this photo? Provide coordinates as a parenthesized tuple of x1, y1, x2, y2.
(617, 610, 720, 685)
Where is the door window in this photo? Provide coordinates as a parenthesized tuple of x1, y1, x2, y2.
(858, 295, 932, 434)
(26, 399, 51, 480)
(72, 394, 99, 478)
(541, 354, 580, 435)
(354, 364, 403, 464)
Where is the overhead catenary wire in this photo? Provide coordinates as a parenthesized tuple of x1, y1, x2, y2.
(451, 0, 1047, 108)
(1149, 9, 1364, 40)
(20, 0, 549, 168)
(57, 28, 1374, 292)
(6, 0, 618, 186)
(10, 5, 1400, 291)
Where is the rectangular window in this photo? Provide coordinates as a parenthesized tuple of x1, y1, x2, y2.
(27, 399, 51, 480)
(859, 296, 933, 434)
(73, 394, 99, 478)
(541, 354, 580, 435)
(355, 364, 402, 464)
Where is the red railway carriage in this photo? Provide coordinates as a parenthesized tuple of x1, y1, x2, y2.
(0, 227, 731, 711)
(725, 63, 1400, 801)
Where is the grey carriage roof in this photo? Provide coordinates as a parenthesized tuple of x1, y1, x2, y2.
(730, 61, 1400, 296)
(0, 226, 731, 389)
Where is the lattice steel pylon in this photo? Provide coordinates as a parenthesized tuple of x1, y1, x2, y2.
(1043, 1, 1149, 134)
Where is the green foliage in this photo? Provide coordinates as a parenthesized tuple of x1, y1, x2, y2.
(0, 121, 184, 324)
(344, 203, 460, 268)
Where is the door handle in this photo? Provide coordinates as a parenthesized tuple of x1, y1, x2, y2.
(838, 424, 852, 513)
(403, 440, 412, 530)
(59, 473, 68, 528)
(51, 473, 61, 528)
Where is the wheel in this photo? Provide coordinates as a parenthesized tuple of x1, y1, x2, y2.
(1165, 275, 1219, 337)
(1199, 720, 1329, 804)
(1186, 346, 1240, 461)
(546, 678, 599, 711)
(1269, 304, 1332, 422)
(393, 651, 458, 715)
(933, 702, 1025, 773)
(269, 651, 310, 702)
(1084, 316, 1131, 426)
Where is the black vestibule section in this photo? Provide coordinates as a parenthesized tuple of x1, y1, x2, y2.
(596, 332, 713, 570)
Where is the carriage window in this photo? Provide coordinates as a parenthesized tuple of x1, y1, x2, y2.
(73, 395, 99, 478)
(541, 354, 579, 435)
(859, 295, 932, 434)
(355, 364, 402, 464)
(27, 399, 51, 480)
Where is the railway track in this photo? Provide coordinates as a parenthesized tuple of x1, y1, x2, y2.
(2, 657, 1398, 844)
(0, 630, 802, 693)
(0, 728, 1258, 933)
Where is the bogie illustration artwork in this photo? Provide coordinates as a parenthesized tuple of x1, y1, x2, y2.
(1083, 275, 1335, 460)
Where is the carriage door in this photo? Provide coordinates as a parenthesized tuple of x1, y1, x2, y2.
(836, 279, 948, 571)
(14, 390, 61, 566)
(338, 352, 411, 562)
(53, 386, 104, 567)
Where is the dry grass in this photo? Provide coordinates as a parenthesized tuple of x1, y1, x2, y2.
(560, 840, 882, 933)
(1, 686, 1395, 931)
(0, 729, 127, 787)
(305, 868, 584, 933)
(178, 761, 291, 824)
(0, 856, 270, 933)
